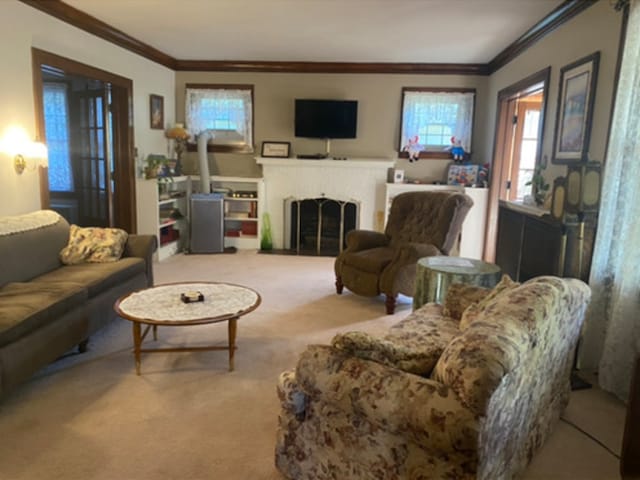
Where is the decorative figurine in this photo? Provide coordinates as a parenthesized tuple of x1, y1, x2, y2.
(402, 135, 422, 163)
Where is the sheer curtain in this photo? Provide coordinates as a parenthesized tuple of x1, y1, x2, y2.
(184, 87, 253, 145)
(579, 0, 640, 401)
(401, 91, 474, 151)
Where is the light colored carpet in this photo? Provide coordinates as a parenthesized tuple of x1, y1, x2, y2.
(0, 251, 625, 480)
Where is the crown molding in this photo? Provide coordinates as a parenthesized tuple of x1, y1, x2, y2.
(174, 60, 488, 75)
(487, 0, 598, 74)
(21, 0, 596, 76)
(18, 0, 176, 69)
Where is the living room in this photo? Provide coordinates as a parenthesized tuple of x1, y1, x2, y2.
(0, 1, 638, 479)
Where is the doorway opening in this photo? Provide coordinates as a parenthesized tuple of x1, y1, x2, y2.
(32, 48, 136, 232)
(484, 67, 551, 261)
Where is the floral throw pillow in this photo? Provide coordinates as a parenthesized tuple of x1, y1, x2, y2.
(60, 224, 128, 265)
(459, 274, 520, 330)
(442, 283, 492, 320)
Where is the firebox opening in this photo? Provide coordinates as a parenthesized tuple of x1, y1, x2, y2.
(288, 198, 358, 256)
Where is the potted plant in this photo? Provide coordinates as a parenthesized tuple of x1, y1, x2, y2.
(526, 164, 550, 206)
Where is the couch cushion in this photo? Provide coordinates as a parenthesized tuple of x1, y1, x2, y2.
(459, 274, 519, 329)
(0, 282, 87, 347)
(442, 283, 492, 320)
(341, 247, 395, 274)
(331, 303, 460, 376)
(59, 224, 129, 264)
(431, 278, 569, 415)
(31, 257, 145, 298)
(0, 210, 69, 288)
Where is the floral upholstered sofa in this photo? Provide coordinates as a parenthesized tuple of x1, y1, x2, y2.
(275, 276, 591, 480)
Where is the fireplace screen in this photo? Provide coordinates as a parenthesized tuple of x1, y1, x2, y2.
(285, 197, 359, 256)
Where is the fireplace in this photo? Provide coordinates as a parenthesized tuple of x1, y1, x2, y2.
(285, 197, 359, 256)
(257, 157, 395, 249)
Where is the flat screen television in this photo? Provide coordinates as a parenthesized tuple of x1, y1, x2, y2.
(295, 99, 358, 139)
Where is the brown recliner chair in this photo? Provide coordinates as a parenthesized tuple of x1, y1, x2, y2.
(334, 190, 473, 314)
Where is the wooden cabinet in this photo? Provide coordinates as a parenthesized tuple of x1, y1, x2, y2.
(495, 203, 565, 281)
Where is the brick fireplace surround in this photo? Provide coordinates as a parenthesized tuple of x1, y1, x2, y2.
(256, 157, 395, 250)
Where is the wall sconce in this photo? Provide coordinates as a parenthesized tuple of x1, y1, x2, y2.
(1, 127, 48, 175)
(13, 141, 48, 175)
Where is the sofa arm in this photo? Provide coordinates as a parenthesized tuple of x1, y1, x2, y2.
(123, 234, 157, 286)
(296, 345, 479, 452)
(277, 370, 307, 421)
(344, 229, 389, 252)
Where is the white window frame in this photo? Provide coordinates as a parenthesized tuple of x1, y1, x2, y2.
(185, 84, 254, 153)
(399, 88, 475, 160)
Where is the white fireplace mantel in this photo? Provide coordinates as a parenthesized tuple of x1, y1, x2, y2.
(257, 157, 395, 249)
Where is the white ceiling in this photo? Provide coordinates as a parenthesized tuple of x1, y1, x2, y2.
(62, 0, 564, 64)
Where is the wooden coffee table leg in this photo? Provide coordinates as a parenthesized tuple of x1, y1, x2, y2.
(132, 322, 142, 375)
(228, 317, 237, 371)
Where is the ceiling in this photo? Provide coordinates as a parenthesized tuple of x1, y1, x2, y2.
(61, 0, 564, 64)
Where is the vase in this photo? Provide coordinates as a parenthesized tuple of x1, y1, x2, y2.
(261, 213, 273, 250)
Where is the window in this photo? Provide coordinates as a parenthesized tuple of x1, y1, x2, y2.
(43, 82, 73, 192)
(185, 84, 254, 153)
(399, 88, 475, 159)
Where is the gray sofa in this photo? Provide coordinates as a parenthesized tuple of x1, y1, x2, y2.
(0, 210, 156, 398)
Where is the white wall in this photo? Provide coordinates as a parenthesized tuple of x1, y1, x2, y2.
(0, 1, 175, 217)
(175, 71, 489, 182)
(484, 1, 623, 183)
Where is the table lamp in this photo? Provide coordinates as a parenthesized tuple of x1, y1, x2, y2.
(165, 123, 190, 175)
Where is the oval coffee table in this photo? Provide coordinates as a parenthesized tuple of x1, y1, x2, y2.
(114, 282, 261, 374)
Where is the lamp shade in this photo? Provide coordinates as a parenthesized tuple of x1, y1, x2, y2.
(166, 123, 190, 140)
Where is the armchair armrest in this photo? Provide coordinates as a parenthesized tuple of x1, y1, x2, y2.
(123, 234, 157, 286)
(295, 345, 479, 453)
(344, 229, 389, 252)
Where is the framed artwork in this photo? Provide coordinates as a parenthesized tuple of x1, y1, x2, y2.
(149, 94, 164, 130)
(447, 164, 479, 186)
(552, 51, 600, 164)
(261, 141, 291, 158)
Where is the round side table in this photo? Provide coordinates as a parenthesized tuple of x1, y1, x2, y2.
(413, 256, 501, 310)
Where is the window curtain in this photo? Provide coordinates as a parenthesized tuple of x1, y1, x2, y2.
(401, 91, 474, 151)
(579, 0, 640, 402)
(184, 88, 253, 145)
(43, 82, 73, 192)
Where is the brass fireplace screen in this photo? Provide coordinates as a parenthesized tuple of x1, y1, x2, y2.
(284, 197, 359, 256)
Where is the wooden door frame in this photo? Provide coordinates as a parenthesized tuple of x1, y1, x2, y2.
(484, 67, 551, 262)
(31, 47, 136, 233)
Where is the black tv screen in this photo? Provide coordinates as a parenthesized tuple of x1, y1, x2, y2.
(295, 99, 358, 139)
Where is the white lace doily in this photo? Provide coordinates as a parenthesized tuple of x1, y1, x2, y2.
(0, 210, 60, 237)
(117, 283, 260, 323)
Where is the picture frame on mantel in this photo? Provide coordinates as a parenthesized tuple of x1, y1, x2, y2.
(149, 94, 164, 130)
(552, 51, 600, 164)
(261, 141, 291, 158)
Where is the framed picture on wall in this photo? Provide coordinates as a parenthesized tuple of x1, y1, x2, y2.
(261, 141, 291, 158)
(552, 51, 600, 164)
(150, 94, 164, 130)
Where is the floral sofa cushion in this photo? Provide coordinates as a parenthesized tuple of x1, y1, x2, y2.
(433, 276, 586, 415)
(60, 224, 129, 265)
(442, 282, 492, 320)
(331, 303, 460, 376)
(459, 274, 520, 330)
